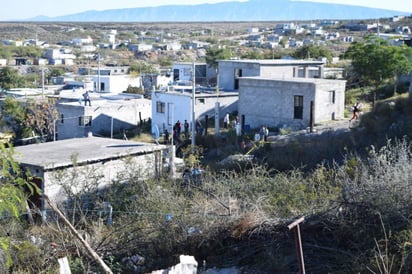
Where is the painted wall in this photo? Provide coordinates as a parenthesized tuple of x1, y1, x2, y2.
(151, 91, 238, 133)
(57, 98, 151, 139)
(92, 74, 141, 93)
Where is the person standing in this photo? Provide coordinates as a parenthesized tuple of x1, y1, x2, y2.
(259, 125, 266, 141)
(254, 131, 261, 143)
(175, 120, 181, 137)
(196, 119, 203, 136)
(163, 129, 170, 144)
(83, 91, 91, 106)
(349, 101, 362, 122)
(184, 120, 189, 139)
(223, 113, 230, 129)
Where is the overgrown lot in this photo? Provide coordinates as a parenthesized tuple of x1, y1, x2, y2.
(1, 95, 412, 273)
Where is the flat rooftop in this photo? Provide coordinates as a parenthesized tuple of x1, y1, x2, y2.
(14, 136, 167, 170)
(218, 59, 325, 66)
(241, 76, 346, 84)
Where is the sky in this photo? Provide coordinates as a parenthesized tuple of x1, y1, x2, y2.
(0, 0, 411, 21)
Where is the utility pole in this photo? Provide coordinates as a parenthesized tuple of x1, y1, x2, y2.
(41, 66, 44, 97)
(191, 62, 196, 152)
(97, 51, 101, 93)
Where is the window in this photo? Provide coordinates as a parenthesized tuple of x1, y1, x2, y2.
(156, 101, 165, 113)
(294, 95, 303, 119)
(79, 115, 92, 127)
(234, 68, 242, 90)
(328, 90, 335, 104)
(60, 114, 64, 123)
(197, 98, 205, 104)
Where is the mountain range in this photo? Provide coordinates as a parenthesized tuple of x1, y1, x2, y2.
(28, 0, 410, 22)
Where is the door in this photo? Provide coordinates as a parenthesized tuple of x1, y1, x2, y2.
(294, 95, 303, 119)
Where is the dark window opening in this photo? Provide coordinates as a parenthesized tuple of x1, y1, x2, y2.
(156, 101, 165, 113)
(329, 90, 335, 104)
(234, 68, 242, 90)
(294, 95, 303, 119)
(79, 115, 92, 127)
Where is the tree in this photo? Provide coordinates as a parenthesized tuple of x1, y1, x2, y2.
(345, 36, 412, 104)
(0, 143, 35, 217)
(46, 67, 65, 83)
(129, 61, 158, 74)
(0, 67, 22, 90)
(0, 45, 12, 59)
(205, 47, 232, 70)
(0, 143, 38, 272)
(292, 44, 333, 62)
(2, 96, 30, 140)
(241, 50, 264, 59)
(24, 99, 59, 142)
(2, 97, 59, 142)
(390, 45, 412, 95)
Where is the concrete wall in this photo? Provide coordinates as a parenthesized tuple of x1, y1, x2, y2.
(218, 61, 261, 91)
(43, 152, 160, 203)
(23, 149, 163, 213)
(57, 99, 151, 139)
(152, 92, 192, 133)
(238, 77, 345, 130)
(92, 74, 141, 93)
(218, 60, 325, 91)
(152, 91, 238, 133)
(260, 65, 294, 78)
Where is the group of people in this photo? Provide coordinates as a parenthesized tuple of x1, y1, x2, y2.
(163, 119, 191, 145)
(223, 113, 240, 130)
(254, 125, 269, 143)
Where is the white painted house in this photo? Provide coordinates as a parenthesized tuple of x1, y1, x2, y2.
(151, 90, 238, 134)
(55, 93, 151, 140)
(89, 67, 141, 93)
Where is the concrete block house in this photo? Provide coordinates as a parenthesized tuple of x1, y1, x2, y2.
(238, 76, 346, 130)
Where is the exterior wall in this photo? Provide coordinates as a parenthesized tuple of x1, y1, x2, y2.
(172, 63, 207, 84)
(218, 61, 261, 91)
(57, 99, 151, 139)
(92, 74, 141, 93)
(260, 65, 294, 78)
(152, 92, 238, 133)
(56, 105, 88, 139)
(23, 150, 163, 211)
(152, 92, 193, 133)
(195, 94, 238, 121)
(238, 77, 345, 130)
(313, 80, 346, 122)
(43, 152, 160, 203)
(218, 60, 325, 91)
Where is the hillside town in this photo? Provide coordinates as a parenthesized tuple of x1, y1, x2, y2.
(1, 12, 412, 274)
(1, 16, 411, 142)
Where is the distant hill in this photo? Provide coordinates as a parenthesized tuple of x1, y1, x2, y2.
(25, 0, 409, 22)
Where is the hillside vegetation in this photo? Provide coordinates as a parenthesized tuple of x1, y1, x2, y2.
(0, 88, 412, 273)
